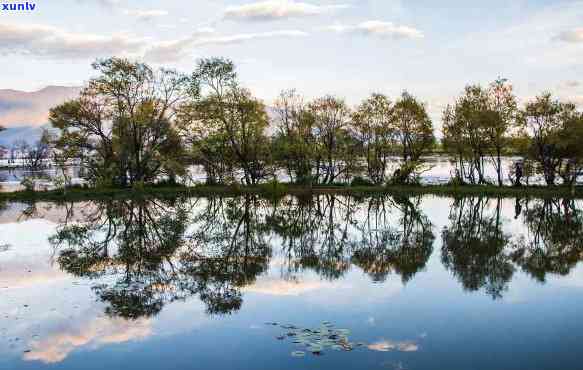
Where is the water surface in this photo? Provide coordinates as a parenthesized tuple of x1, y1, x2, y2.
(0, 195, 582, 370)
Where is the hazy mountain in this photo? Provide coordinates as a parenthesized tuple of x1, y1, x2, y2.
(0, 86, 81, 128)
(0, 86, 80, 146)
(0, 86, 280, 146)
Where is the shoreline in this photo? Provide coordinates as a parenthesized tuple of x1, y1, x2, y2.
(0, 183, 582, 202)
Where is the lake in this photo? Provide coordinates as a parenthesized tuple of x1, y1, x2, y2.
(0, 155, 550, 193)
(0, 194, 582, 370)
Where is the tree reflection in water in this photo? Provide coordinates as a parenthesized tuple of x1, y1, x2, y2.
(441, 196, 514, 300)
(511, 198, 583, 282)
(44, 194, 583, 318)
(269, 194, 358, 281)
(49, 196, 272, 318)
(350, 196, 434, 283)
(268, 194, 434, 284)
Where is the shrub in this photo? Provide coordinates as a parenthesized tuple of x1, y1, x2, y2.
(21, 177, 35, 192)
(261, 178, 288, 198)
(351, 176, 374, 187)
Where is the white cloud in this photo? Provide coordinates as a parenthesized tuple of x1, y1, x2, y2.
(145, 29, 307, 63)
(0, 22, 306, 63)
(324, 20, 424, 39)
(144, 38, 195, 63)
(0, 23, 146, 59)
(194, 30, 308, 45)
(123, 9, 169, 21)
(242, 278, 324, 296)
(23, 317, 152, 364)
(224, 0, 349, 21)
(555, 27, 583, 43)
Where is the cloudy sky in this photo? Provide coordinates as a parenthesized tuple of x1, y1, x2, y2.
(1, 0, 582, 119)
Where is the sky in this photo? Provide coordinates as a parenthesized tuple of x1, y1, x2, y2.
(0, 0, 582, 121)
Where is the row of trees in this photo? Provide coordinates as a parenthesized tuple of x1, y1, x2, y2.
(443, 79, 583, 187)
(272, 90, 434, 185)
(47, 57, 583, 189)
(48, 57, 435, 188)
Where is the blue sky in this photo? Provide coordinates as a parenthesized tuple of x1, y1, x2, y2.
(0, 0, 582, 121)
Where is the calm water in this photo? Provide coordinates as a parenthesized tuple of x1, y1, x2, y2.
(0, 155, 544, 192)
(0, 195, 582, 370)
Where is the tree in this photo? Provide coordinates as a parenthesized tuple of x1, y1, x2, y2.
(273, 89, 316, 184)
(555, 110, 583, 190)
(180, 58, 271, 185)
(49, 57, 189, 187)
(24, 129, 51, 171)
(309, 95, 351, 184)
(520, 93, 578, 186)
(11, 139, 29, 165)
(485, 78, 518, 186)
(443, 85, 491, 184)
(352, 93, 394, 184)
(391, 92, 435, 184)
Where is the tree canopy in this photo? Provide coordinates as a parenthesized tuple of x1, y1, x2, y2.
(50, 57, 189, 187)
(41, 57, 583, 190)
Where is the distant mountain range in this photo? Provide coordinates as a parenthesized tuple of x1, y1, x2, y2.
(0, 86, 280, 147)
(0, 86, 80, 146)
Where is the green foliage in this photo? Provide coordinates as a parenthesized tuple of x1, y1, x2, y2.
(393, 92, 435, 162)
(259, 178, 288, 198)
(352, 93, 394, 184)
(520, 93, 582, 186)
(179, 58, 272, 186)
(309, 95, 352, 184)
(42, 56, 583, 193)
(443, 79, 518, 186)
(351, 176, 374, 187)
(272, 89, 316, 184)
(49, 57, 189, 188)
(20, 177, 35, 192)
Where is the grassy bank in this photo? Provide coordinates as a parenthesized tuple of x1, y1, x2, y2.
(1, 183, 583, 202)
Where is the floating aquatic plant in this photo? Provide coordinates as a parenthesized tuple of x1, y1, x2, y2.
(267, 321, 364, 357)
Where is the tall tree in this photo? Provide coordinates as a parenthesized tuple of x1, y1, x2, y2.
(520, 93, 578, 186)
(273, 89, 316, 184)
(443, 85, 491, 184)
(180, 58, 271, 185)
(391, 92, 435, 184)
(310, 95, 351, 184)
(49, 57, 189, 187)
(556, 111, 583, 190)
(352, 93, 394, 184)
(485, 78, 518, 186)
